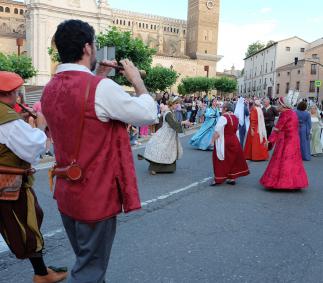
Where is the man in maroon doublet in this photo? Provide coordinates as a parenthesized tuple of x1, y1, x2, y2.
(41, 20, 157, 282)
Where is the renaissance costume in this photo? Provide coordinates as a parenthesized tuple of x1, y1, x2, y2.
(212, 112, 249, 184)
(189, 106, 220, 150)
(260, 96, 308, 190)
(244, 103, 269, 161)
(139, 110, 183, 174)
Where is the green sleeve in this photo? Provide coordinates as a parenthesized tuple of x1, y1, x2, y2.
(165, 112, 183, 133)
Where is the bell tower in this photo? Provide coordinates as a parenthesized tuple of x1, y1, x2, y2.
(186, 0, 220, 60)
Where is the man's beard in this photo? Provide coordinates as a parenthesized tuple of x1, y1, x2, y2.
(90, 57, 97, 72)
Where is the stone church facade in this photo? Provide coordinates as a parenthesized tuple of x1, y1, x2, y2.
(0, 0, 221, 87)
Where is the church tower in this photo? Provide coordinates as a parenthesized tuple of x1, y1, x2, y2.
(186, 0, 220, 60)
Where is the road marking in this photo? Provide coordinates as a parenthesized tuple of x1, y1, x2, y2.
(0, 174, 212, 255)
(141, 177, 212, 206)
(0, 228, 65, 254)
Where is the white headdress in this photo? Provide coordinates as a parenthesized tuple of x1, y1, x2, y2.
(278, 90, 300, 109)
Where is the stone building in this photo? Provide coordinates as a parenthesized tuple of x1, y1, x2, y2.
(0, 0, 27, 54)
(0, 0, 222, 88)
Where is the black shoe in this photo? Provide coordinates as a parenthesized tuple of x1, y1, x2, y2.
(137, 154, 144, 160)
(226, 180, 236, 185)
(45, 151, 54, 157)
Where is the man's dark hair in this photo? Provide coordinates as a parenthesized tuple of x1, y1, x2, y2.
(54, 20, 95, 63)
(297, 101, 307, 111)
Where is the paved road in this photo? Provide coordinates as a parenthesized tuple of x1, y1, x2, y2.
(1, 132, 323, 283)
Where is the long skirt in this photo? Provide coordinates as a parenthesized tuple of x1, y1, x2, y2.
(0, 187, 44, 259)
(213, 135, 250, 183)
(138, 154, 176, 174)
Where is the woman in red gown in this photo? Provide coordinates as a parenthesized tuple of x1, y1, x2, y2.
(244, 100, 269, 161)
(260, 97, 308, 189)
(211, 103, 249, 186)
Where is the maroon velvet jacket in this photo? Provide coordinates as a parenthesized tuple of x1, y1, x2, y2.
(41, 71, 141, 222)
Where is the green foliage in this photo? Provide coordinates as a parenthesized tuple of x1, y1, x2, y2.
(48, 47, 61, 63)
(178, 76, 237, 95)
(144, 66, 178, 93)
(177, 83, 187, 95)
(266, 40, 275, 47)
(245, 41, 265, 57)
(212, 77, 237, 93)
(0, 52, 37, 80)
(97, 27, 156, 85)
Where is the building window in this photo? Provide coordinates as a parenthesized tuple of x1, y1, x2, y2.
(300, 48, 305, 52)
(311, 64, 317, 75)
(278, 72, 280, 77)
(146, 24, 148, 29)
(139, 23, 141, 28)
(0, 6, 3, 12)
(276, 84, 280, 94)
(205, 50, 207, 54)
(285, 47, 291, 51)
(20, 9, 24, 15)
(287, 71, 290, 76)
(129, 21, 131, 26)
(285, 82, 289, 93)
(265, 63, 268, 73)
(5, 7, 10, 13)
(298, 69, 301, 75)
(309, 81, 315, 92)
(312, 54, 318, 59)
(296, 81, 300, 90)
(14, 8, 18, 14)
(163, 26, 166, 31)
(183, 30, 185, 35)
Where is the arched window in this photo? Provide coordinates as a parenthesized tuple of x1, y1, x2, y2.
(116, 19, 118, 24)
(164, 27, 166, 32)
(139, 23, 141, 28)
(128, 21, 131, 26)
(123, 20, 125, 25)
(5, 7, 10, 13)
(146, 24, 148, 29)
(20, 9, 24, 15)
(0, 6, 3, 12)
(154, 25, 157, 30)
(14, 8, 18, 14)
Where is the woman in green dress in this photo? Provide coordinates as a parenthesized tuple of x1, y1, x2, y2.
(138, 97, 190, 174)
(310, 105, 323, 156)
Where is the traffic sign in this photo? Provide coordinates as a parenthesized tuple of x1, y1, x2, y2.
(315, 80, 321, 87)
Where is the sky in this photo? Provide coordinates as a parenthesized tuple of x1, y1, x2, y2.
(107, 0, 323, 71)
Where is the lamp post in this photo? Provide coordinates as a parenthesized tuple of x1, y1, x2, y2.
(16, 38, 24, 56)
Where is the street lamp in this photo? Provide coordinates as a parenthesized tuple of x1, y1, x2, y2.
(16, 38, 24, 56)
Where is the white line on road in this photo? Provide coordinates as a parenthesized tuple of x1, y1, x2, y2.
(0, 174, 211, 255)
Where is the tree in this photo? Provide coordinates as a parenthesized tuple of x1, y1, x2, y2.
(48, 47, 60, 63)
(97, 27, 156, 85)
(213, 77, 237, 94)
(245, 41, 265, 57)
(0, 52, 37, 80)
(266, 40, 275, 47)
(144, 66, 178, 93)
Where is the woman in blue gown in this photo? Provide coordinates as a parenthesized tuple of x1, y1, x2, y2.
(296, 101, 312, 161)
(190, 99, 220, 150)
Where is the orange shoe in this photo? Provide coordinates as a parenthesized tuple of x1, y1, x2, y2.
(33, 267, 68, 283)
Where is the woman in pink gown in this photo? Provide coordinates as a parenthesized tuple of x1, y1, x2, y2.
(260, 97, 308, 190)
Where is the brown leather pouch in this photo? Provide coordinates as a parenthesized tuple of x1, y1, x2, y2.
(0, 166, 35, 201)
